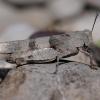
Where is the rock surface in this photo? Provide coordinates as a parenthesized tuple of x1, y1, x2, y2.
(0, 62, 100, 100)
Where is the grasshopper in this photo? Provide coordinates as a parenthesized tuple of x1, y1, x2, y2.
(0, 12, 99, 72)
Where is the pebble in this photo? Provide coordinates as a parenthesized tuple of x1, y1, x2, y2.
(0, 23, 37, 42)
(48, 0, 85, 19)
(0, 60, 16, 69)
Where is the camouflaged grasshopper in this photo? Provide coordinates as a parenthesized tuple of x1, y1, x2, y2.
(0, 12, 99, 71)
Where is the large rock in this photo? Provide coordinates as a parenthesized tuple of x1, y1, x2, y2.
(0, 62, 100, 100)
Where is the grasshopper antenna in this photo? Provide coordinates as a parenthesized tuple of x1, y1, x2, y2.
(91, 12, 99, 33)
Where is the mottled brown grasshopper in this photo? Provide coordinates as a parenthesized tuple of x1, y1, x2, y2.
(0, 12, 99, 72)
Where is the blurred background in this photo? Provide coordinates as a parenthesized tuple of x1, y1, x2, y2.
(0, 0, 100, 46)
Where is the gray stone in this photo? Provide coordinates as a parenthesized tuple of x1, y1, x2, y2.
(0, 62, 100, 100)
